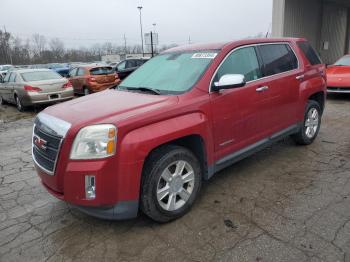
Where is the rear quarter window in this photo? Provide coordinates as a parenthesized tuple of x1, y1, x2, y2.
(297, 41, 322, 65)
(257, 44, 298, 77)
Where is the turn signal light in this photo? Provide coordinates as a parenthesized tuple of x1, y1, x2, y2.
(24, 85, 42, 92)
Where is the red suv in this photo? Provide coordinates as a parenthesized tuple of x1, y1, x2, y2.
(32, 38, 326, 222)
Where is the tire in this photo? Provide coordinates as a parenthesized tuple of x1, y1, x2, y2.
(292, 100, 321, 145)
(15, 95, 25, 112)
(140, 145, 202, 223)
(83, 87, 90, 96)
(0, 95, 4, 105)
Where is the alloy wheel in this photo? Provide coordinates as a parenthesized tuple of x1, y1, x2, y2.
(305, 108, 319, 139)
(156, 160, 195, 211)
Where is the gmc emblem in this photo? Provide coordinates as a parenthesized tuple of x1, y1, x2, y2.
(34, 135, 47, 150)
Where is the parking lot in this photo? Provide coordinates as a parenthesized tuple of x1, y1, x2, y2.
(0, 95, 349, 262)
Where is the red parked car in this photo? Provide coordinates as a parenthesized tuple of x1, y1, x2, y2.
(326, 55, 350, 93)
(32, 38, 326, 222)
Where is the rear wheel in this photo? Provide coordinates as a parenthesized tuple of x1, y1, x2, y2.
(292, 100, 321, 145)
(0, 95, 4, 105)
(15, 95, 25, 112)
(141, 145, 202, 223)
(83, 87, 90, 96)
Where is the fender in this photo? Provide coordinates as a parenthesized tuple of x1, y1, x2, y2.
(118, 112, 212, 166)
(298, 73, 326, 119)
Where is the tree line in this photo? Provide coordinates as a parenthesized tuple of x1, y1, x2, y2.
(0, 29, 176, 65)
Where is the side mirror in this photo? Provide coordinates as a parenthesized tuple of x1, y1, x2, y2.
(212, 74, 246, 91)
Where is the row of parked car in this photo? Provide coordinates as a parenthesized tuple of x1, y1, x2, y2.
(1, 47, 350, 113)
(0, 57, 149, 111)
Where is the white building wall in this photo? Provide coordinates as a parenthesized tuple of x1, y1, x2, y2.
(271, 0, 286, 37)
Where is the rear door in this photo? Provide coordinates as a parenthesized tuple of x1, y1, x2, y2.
(256, 43, 303, 133)
(69, 68, 78, 92)
(75, 68, 85, 92)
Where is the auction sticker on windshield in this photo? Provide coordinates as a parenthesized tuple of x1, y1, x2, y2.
(191, 53, 217, 59)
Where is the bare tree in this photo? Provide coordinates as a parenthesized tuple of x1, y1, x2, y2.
(32, 34, 46, 58)
(49, 38, 65, 61)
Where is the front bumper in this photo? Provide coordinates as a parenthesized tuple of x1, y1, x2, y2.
(327, 87, 350, 94)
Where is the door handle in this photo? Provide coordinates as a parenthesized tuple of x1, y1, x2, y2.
(296, 74, 305, 80)
(256, 86, 269, 92)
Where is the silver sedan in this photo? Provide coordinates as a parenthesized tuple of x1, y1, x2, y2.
(0, 69, 74, 111)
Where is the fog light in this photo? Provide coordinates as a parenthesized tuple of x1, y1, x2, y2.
(85, 175, 96, 199)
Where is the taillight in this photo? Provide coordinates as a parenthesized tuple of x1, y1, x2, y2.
(88, 77, 96, 83)
(24, 85, 42, 92)
(63, 81, 73, 88)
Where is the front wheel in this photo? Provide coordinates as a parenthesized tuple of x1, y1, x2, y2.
(140, 145, 202, 223)
(291, 100, 321, 145)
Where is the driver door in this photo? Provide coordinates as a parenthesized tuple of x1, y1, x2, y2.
(210, 46, 271, 162)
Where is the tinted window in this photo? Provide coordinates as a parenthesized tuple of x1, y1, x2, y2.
(258, 44, 298, 77)
(90, 67, 114, 75)
(126, 60, 137, 68)
(297, 41, 322, 65)
(21, 71, 62, 82)
(214, 46, 262, 83)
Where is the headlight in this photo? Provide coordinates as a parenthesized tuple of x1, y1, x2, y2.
(70, 124, 117, 160)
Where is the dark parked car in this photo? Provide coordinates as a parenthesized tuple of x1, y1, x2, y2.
(115, 58, 149, 80)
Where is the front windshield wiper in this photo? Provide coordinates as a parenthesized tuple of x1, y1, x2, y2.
(119, 86, 162, 95)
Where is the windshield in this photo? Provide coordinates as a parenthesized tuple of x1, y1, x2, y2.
(90, 67, 114, 75)
(334, 56, 350, 66)
(21, 71, 63, 81)
(119, 51, 218, 94)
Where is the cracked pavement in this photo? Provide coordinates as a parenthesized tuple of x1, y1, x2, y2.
(0, 95, 350, 262)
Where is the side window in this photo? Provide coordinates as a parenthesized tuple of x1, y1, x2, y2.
(297, 41, 322, 65)
(77, 68, 85, 76)
(9, 73, 16, 82)
(258, 44, 298, 77)
(126, 60, 137, 68)
(117, 61, 126, 71)
(214, 46, 262, 84)
(3, 73, 11, 82)
(69, 68, 77, 77)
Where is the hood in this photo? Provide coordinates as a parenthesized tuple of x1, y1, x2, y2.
(43, 89, 178, 126)
(326, 66, 350, 77)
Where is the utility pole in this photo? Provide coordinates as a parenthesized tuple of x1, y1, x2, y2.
(123, 33, 127, 55)
(152, 23, 157, 54)
(188, 35, 192, 45)
(150, 31, 154, 57)
(137, 6, 144, 55)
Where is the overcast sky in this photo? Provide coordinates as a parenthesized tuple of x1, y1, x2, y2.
(0, 0, 273, 48)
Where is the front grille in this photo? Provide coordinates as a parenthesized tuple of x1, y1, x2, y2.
(32, 123, 63, 175)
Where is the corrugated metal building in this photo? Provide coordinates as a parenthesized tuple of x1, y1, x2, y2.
(272, 0, 350, 64)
